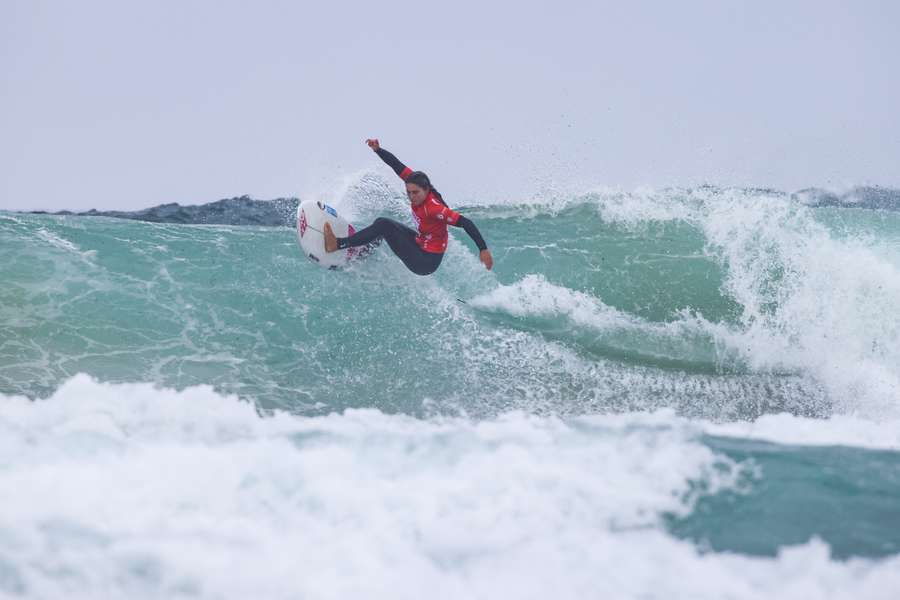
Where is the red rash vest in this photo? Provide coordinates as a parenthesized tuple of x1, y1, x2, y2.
(398, 166, 461, 253)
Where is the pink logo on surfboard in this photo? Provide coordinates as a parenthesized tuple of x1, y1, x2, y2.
(346, 224, 358, 259)
(298, 209, 308, 237)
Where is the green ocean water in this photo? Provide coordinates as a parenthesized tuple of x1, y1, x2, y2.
(2, 185, 900, 586)
(2, 198, 862, 416)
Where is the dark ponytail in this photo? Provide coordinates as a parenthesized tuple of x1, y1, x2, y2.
(406, 171, 448, 207)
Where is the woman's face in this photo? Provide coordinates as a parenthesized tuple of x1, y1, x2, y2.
(406, 182, 428, 206)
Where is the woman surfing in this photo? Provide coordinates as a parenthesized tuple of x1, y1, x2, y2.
(323, 139, 493, 275)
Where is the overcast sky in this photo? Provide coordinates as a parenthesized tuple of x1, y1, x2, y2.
(2, 0, 899, 211)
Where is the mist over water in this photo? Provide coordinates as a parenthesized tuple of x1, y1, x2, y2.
(2, 179, 900, 598)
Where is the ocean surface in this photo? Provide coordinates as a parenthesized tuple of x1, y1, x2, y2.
(2, 180, 900, 599)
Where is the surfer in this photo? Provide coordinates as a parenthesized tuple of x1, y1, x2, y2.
(322, 139, 493, 275)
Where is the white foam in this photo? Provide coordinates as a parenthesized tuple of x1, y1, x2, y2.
(1, 376, 898, 599)
(692, 190, 900, 416)
(34, 227, 98, 261)
(469, 273, 632, 328)
(466, 274, 728, 371)
(704, 412, 900, 450)
(316, 170, 408, 226)
(0, 213, 23, 224)
(564, 186, 900, 416)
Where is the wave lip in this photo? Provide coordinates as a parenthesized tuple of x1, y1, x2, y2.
(468, 273, 725, 367)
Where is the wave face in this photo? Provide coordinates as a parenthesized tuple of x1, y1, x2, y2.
(4, 184, 899, 417)
(2, 183, 900, 597)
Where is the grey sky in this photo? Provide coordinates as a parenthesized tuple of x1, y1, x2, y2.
(2, 0, 899, 211)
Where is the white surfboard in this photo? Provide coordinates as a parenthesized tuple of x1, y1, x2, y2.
(296, 200, 358, 269)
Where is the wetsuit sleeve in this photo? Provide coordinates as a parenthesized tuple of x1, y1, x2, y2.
(375, 147, 413, 181)
(452, 215, 488, 252)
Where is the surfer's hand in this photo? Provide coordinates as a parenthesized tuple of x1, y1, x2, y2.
(366, 138, 380, 151)
(480, 249, 493, 270)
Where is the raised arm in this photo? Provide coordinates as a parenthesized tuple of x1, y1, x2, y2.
(365, 138, 493, 270)
(366, 139, 412, 181)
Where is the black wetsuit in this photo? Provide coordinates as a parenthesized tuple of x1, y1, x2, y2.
(336, 147, 487, 276)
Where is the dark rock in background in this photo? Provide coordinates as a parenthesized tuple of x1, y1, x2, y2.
(30, 195, 300, 227)
(791, 186, 900, 211)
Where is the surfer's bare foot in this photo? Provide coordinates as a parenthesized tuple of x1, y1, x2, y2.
(323, 222, 338, 252)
